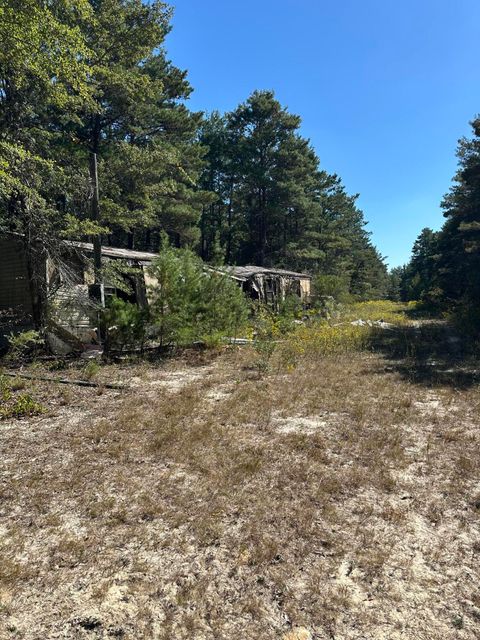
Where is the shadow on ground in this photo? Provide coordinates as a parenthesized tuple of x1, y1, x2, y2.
(371, 321, 479, 388)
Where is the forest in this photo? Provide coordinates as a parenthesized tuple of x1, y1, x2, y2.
(2, 2, 479, 329)
(0, 0, 389, 308)
(389, 117, 480, 333)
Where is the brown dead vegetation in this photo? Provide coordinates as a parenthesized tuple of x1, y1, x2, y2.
(0, 341, 479, 639)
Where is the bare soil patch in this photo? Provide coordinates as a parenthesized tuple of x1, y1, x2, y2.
(1, 346, 479, 639)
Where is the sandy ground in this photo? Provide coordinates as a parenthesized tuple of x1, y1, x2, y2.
(0, 346, 479, 639)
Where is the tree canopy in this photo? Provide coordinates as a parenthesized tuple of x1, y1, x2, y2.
(400, 116, 480, 328)
(0, 0, 388, 305)
(198, 91, 387, 299)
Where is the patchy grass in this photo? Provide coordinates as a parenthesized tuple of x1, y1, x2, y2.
(273, 300, 412, 369)
(338, 299, 417, 324)
(0, 315, 479, 639)
(0, 375, 44, 419)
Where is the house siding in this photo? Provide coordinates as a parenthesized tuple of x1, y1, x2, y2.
(51, 285, 97, 343)
(0, 237, 34, 344)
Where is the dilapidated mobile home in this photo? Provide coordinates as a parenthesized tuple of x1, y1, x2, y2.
(0, 234, 158, 350)
(0, 234, 311, 350)
(217, 265, 311, 311)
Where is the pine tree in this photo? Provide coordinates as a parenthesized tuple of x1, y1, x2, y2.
(226, 90, 302, 265)
(199, 90, 387, 298)
(55, 0, 212, 250)
(147, 237, 248, 346)
(436, 118, 480, 310)
(402, 228, 440, 302)
(386, 266, 406, 301)
(198, 113, 232, 263)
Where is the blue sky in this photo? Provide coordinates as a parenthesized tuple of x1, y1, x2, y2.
(164, 0, 480, 267)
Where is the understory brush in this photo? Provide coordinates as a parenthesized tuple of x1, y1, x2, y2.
(337, 299, 414, 324)
(0, 375, 44, 419)
(5, 330, 44, 362)
(274, 300, 410, 370)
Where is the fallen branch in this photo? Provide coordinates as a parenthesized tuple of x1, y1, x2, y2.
(2, 371, 127, 390)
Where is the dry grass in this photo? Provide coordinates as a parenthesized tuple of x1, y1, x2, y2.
(0, 324, 479, 639)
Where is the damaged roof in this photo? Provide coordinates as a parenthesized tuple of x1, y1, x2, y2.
(66, 242, 311, 279)
(217, 265, 311, 281)
(66, 241, 158, 264)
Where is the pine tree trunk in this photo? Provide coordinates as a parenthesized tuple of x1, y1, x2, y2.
(226, 183, 234, 264)
(89, 115, 102, 283)
(89, 151, 102, 283)
(24, 211, 47, 331)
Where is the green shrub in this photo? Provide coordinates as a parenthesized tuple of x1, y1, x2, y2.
(448, 299, 480, 350)
(251, 304, 281, 340)
(312, 274, 352, 303)
(6, 330, 43, 361)
(103, 297, 149, 354)
(198, 269, 249, 342)
(0, 394, 44, 419)
(82, 360, 100, 380)
(8, 377, 26, 391)
(148, 239, 249, 346)
(0, 375, 12, 402)
(253, 337, 277, 373)
(0, 376, 44, 419)
(276, 294, 304, 333)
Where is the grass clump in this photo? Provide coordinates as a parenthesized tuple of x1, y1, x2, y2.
(0, 375, 44, 419)
(0, 392, 44, 419)
(81, 359, 101, 381)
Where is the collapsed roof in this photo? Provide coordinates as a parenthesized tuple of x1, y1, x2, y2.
(214, 265, 311, 281)
(66, 243, 311, 281)
(66, 241, 157, 265)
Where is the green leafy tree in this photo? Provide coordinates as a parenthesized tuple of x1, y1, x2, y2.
(0, 0, 92, 326)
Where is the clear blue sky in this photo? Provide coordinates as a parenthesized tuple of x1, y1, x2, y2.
(164, 0, 480, 267)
